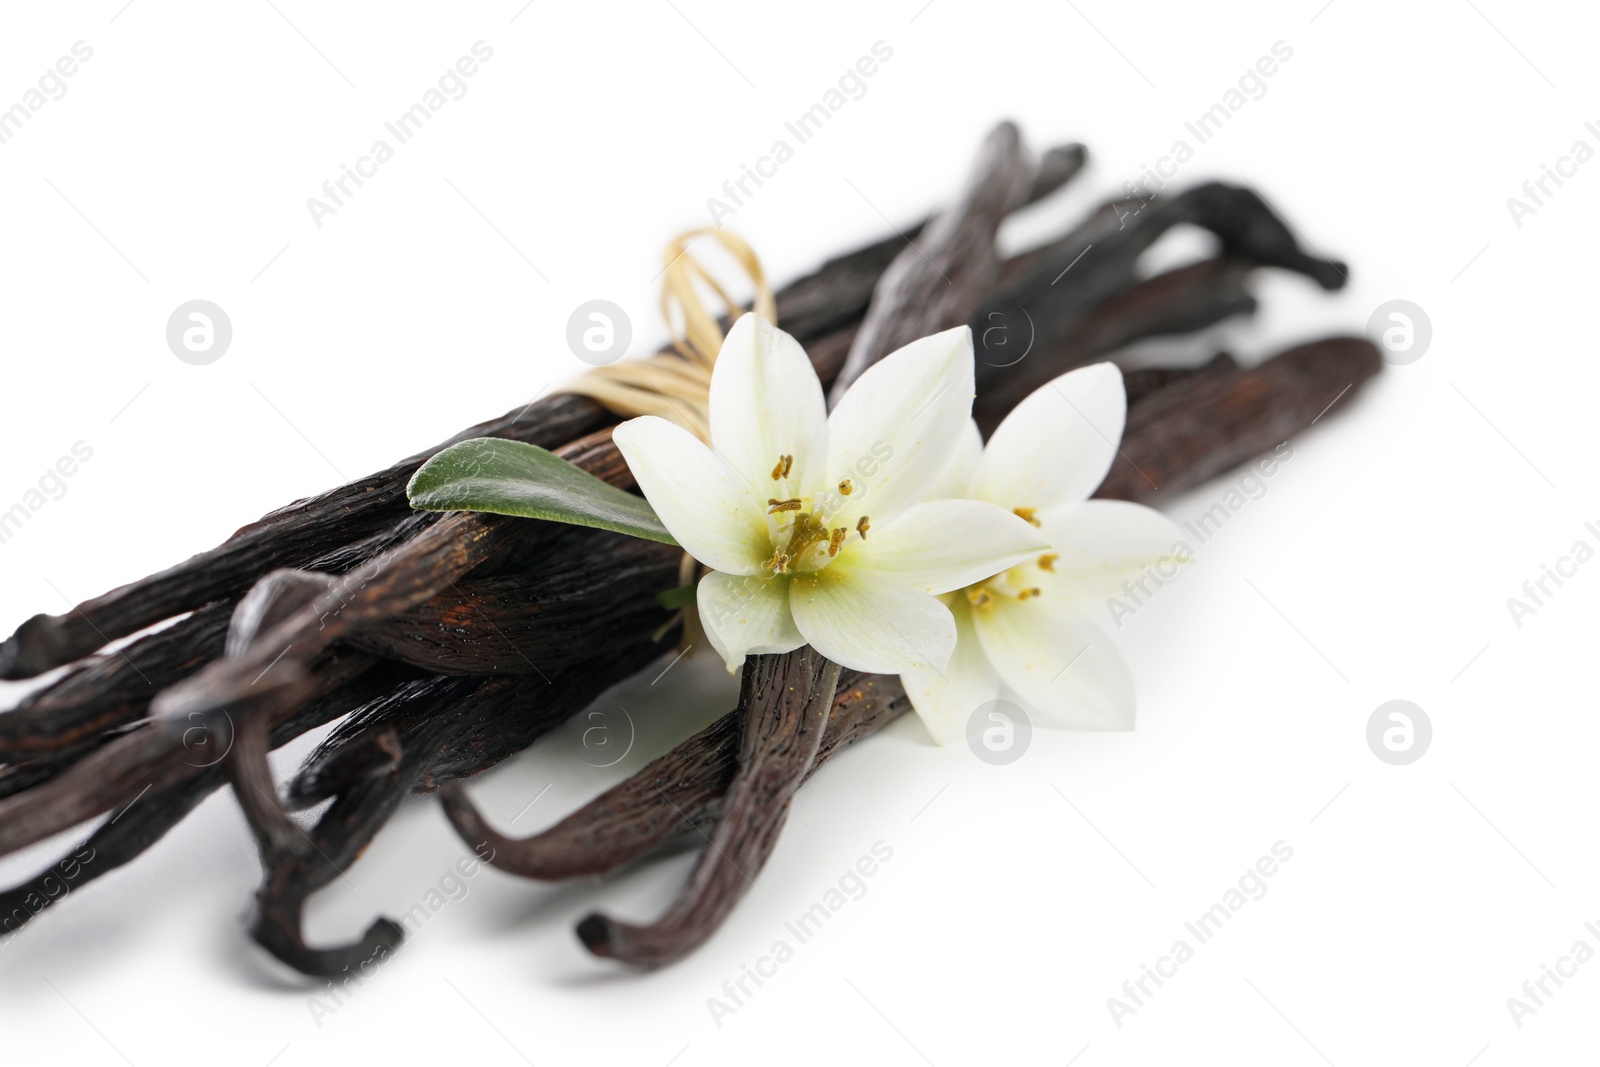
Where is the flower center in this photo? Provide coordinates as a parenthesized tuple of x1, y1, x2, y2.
(963, 503, 1050, 609)
(762, 453, 868, 575)
(965, 571, 1042, 609)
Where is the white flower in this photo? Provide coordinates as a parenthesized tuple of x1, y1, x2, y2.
(612, 315, 1049, 675)
(901, 363, 1187, 744)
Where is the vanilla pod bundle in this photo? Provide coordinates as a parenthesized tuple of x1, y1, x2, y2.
(0, 122, 1380, 975)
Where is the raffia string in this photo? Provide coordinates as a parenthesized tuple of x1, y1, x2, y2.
(562, 227, 777, 443)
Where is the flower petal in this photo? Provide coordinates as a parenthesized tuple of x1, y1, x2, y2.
(824, 326, 975, 527)
(849, 498, 1050, 595)
(972, 362, 1125, 511)
(1037, 499, 1189, 613)
(900, 597, 1001, 745)
(972, 598, 1135, 730)
(708, 314, 828, 498)
(789, 567, 956, 674)
(932, 419, 984, 499)
(696, 570, 803, 672)
(612, 415, 767, 575)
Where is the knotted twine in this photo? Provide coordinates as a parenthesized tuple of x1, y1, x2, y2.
(563, 228, 776, 443)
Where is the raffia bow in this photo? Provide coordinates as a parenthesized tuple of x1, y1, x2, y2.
(562, 227, 776, 443)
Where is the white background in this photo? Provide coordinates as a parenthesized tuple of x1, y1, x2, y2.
(0, 1, 1596, 1064)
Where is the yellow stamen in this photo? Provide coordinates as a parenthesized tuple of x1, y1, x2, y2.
(856, 515, 871, 540)
(770, 454, 793, 480)
(838, 478, 854, 495)
(966, 587, 993, 607)
(1038, 552, 1058, 572)
(767, 498, 802, 513)
(764, 550, 792, 573)
(828, 527, 846, 556)
(1013, 506, 1040, 526)
(1018, 587, 1042, 600)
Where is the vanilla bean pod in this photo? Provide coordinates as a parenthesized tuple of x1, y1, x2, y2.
(971, 183, 1347, 403)
(249, 634, 669, 976)
(1097, 336, 1383, 501)
(148, 426, 632, 728)
(775, 142, 1084, 343)
(0, 661, 416, 939)
(0, 644, 376, 859)
(973, 258, 1259, 432)
(0, 601, 234, 761)
(577, 647, 841, 967)
(348, 528, 680, 676)
(0, 513, 453, 765)
(0, 396, 607, 680)
(1123, 353, 1240, 408)
(829, 121, 1036, 398)
(248, 673, 483, 976)
(0, 750, 86, 802)
(439, 671, 906, 880)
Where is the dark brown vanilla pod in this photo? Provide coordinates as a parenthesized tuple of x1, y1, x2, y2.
(247, 673, 481, 977)
(0, 655, 414, 909)
(1124, 353, 1240, 408)
(0, 645, 377, 860)
(0, 393, 608, 681)
(1097, 336, 1383, 501)
(145, 512, 506, 729)
(250, 635, 669, 976)
(0, 601, 233, 762)
(972, 259, 1259, 433)
(830, 121, 1037, 400)
(971, 183, 1347, 404)
(348, 537, 679, 676)
(439, 670, 907, 881)
(149, 425, 630, 729)
(577, 647, 841, 967)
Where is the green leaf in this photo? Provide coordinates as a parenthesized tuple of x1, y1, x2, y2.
(655, 585, 697, 611)
(407, 437, 678, 546)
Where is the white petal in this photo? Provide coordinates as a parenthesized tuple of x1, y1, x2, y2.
(788, 567, 956, 674)
(696, 570, 803, 672)
(972, 598, 1136, 730)
(849, 499, 1049, 595)
(931, 419, 984, 499)
(900, 597, 1001, 745)
(708, 314, 828, 498)
(612, 416, 768, 576)
(1037, 500, 1189, 613)
(972, 362, 1126, 512)
(823, 326, 975, 527)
